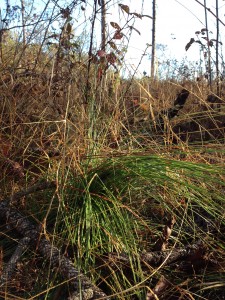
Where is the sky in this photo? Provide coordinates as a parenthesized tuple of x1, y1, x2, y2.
(118, 0, 225, 77)
(2, 0, 225, 78)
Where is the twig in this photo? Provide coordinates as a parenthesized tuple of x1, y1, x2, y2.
(9, 179, 57, 204)
(0, 237, 30, 286)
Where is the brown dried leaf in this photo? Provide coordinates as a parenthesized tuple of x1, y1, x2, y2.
(108, 41, 117, 50)
(113, 30, 123, 40)
(195, 40, 204, 46)
(110, 22, 121, 30)
(131, 12, 142, 19)
(4, 158, 25, 178)
(129, 26, 141, 35)
(66, 23, 72, 34)
(154, 215, 176, 251)
(0, 137, 12, 157)
(97, 49, 107, 57)
(106, 52, 117, 65)
(209, 40, 213, 47)
(185, 38, 195, 51)
(118, 4, 130, 14)
(60, 8, 70, 19)
(201, 28, 208, 33)
(146, 276, 170, 300)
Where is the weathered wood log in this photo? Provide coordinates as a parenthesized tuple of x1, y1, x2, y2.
(97, 240, 206, 271)
(0, 181, 109, 299)
(156, 89, 190, 130)
(172, 110, 225, 142)
(155, 90, 225, 143)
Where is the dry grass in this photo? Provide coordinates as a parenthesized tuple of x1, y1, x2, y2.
(1, 40, 225, 299)
(1, 63, 225, 173)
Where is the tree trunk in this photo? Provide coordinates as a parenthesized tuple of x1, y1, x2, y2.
(100, 0, 106, 51)
(215, 0, 220, 98)
(20, 0, 26, 47)
(151, 0, 156, 78)
(203, 0, 212, 89)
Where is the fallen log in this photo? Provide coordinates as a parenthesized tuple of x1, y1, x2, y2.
(172, 110, 225, 143)
(156, 88, 190, 130)
(97, 239, 207, 271)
